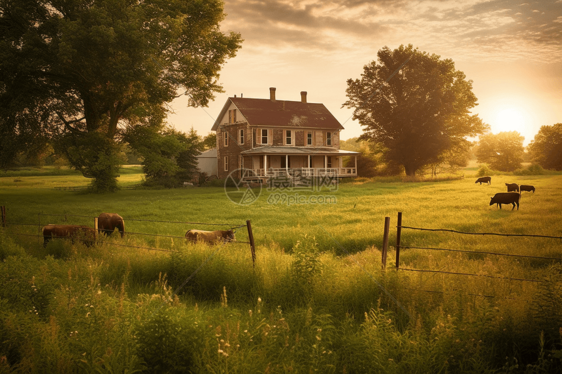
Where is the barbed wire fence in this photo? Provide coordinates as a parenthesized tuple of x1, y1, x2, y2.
(0, 206, 256, 267)
(378, 212, 562, 302)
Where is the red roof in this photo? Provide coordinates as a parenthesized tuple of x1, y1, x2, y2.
(211, 98, 344, 131)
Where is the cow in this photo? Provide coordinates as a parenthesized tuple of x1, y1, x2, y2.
(520, 185, 535, 193)
(490, 192, 520, 210)
(505, 183, 520, 192)
(475, 176, 491, 185)
(185, 229, 235, 244)
(98, 213, 125, 238)
(42, 224, 96, 247)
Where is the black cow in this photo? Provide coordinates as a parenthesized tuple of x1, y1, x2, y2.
(520, 185, 535, 193)
(475, 176, 491, 185)
(505, 183, 520, 192)
(490, 192, 520, 210)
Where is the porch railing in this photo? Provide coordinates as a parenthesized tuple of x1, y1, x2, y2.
(249, 167, 356, 178)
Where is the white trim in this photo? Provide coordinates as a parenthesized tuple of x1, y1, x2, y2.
(224, 129, 229, 147)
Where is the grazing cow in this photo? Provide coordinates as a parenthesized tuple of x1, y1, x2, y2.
(475, 176, 491, 185)
(505, 183, 520, 192)
(490, 192, 520, 210)
(520, 185, 535, 193)
(42, 224, 95, 247)
(185, 229, 235, 244)
(98, 213, 125, 238)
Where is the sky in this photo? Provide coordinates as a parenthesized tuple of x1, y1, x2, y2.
(167, 0, 562, 146)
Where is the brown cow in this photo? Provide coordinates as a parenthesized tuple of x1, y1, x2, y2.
(490, 192, 520, 210)
(475, 176, 491, 185)
(98, 213, 125, 237)
(42, 224, 95, 247)
(505, 183, 519, 192)
(520, 185, 535, 193)
(185, 229, 235, 244)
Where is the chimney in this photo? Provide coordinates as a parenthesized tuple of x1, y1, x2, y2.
(241, 93, 243, 98)
(234, 94, 236, 98)
(270, 87, 276, 101)
(300, 91, 307, 103)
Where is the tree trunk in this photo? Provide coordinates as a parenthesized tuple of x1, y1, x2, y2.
(404, 164, 416, 176)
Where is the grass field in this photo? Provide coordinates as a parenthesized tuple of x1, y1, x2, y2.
(1, 167, 562, 373)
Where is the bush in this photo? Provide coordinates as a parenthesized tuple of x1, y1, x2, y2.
(513, 164, 545, 176)
(0, 231, 26, 260)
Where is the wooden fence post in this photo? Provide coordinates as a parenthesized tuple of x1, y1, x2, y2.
(396, 212, 402, 269)
(246, 220, 256, 268)
(382, 216, 390, 270)
(1, 206, 5, 227)
(94, 217, 98, 243)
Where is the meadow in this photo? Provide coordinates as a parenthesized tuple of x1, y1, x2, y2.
(1, 167, 562, 373)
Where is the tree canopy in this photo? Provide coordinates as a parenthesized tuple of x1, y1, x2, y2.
(475, 131, 525, 172)
(343, 44, 488, 176)
(528, 123, 562, 171)
(0, 0, 242, 190)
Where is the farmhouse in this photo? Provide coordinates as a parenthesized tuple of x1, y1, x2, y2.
(211, 87, 359, 180)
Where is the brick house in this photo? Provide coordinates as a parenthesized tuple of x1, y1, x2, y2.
(211, 87, 359, 180)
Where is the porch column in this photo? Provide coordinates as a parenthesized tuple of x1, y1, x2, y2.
(324, 155, 327, 169)
(285, 154, 289, 173)
(354, 155, 357, 173)
(264, 155, 268, 175)
(339, 156, 342, 169)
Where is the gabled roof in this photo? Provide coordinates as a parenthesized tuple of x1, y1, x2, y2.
(211, 97, 344, 131)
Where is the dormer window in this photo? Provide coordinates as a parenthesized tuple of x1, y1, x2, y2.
(326, 132, 332, 146)
(285, 130, 293, 145)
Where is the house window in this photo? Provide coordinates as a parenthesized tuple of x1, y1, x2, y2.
(239, 129, 244, 145)
(229, 109, 237, 124)
(224, 130, 229, 147)
(307, 132, 313, 146)
(327, 156, 332, 168)
(224, 156, 228, 171)
(285, 130, 292, 145)
(261, 129, 268, 144)
(326, 132, 332, 146)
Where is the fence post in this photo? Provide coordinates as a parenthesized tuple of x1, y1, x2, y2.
(94, 217, 98, 243)
(396, 212, 402, 269)
(382, 216, 390, 270)
(246, 220, 256, 268)
(1, 206, 5, 227)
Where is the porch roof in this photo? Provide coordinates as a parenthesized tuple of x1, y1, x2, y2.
(240, 146, 359, 156)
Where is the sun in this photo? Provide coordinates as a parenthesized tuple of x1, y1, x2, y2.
(494, 107, 527, 134)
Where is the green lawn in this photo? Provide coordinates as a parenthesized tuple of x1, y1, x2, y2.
(1, 169, 562, 372)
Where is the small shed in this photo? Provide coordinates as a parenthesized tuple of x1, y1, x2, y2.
(197, 148, 218, 177)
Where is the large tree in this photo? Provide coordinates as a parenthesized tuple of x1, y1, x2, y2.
(475, 131, 525, 172)
(528, 123, 562, 171)
(344, 44, 488, 176)
(0, 0, 241, 191)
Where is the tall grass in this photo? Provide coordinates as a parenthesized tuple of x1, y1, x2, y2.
(1, 174, 562, 372)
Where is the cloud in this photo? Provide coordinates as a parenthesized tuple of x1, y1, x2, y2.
(222, 0, 562, 62)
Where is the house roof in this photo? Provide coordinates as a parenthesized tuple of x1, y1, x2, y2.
(240, 146, 359, 156)
(211, 97, 344, 131)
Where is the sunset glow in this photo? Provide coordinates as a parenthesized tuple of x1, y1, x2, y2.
(494, 107, 528, 134)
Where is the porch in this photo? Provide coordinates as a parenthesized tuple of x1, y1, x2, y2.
(240, 146, 359, 179)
